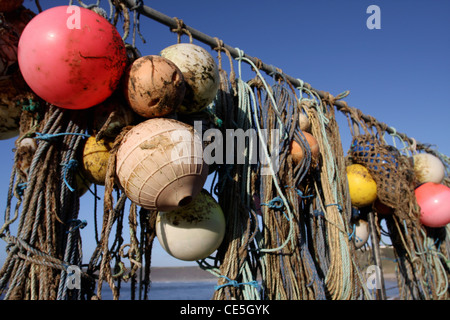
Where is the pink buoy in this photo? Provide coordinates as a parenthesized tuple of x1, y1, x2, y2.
(415, 182, 450, 228)
(18, 6, 127, 109)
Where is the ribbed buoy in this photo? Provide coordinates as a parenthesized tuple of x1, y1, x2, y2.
(156, 190, 225, 261)
(116, 118, 208, 212)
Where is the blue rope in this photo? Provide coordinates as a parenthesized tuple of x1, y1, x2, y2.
(34, 132, 90, 142)
(66, 219, 87, 234)
(261, 196, 289, 220)
(348, 224, 356, 240)
(313, 210, 325, 217)
(214, 275, 259, 291)
(325, 203, 342, 211)
(296, 189, 314, 199)
(16, 182, 28, 197)
(61, 159, 79, 192)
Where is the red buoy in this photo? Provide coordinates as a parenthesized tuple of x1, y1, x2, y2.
(415, 182, 450, 228)
(18, 6, 127, 109)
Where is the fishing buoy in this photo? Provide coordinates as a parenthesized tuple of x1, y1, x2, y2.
(156, 190, 225, 261)
(18, 6, 127, 109)
(353, 219, 369, 249)
(92, 94, 135, 138)
(413, 153, 445, 184)
(0, 0, 23, 12)
(116, 118, 209, 212)
(81, 136, 114, 185)
(74, 170, 92, 197)
(123, 55, 186, 118)
(415, 182, 450, 228)
(347, 164, 377, 207)
(299, 112, 311, 132)
(374, 199, 394, 215)
(289, 131, 319, 165)
(160, 43, 219, 114)
(16, 137, 37, 177)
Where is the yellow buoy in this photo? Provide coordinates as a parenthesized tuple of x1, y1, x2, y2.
(347, 164, 377, 207)
(74, 170, 92, 197)
(81, 136, 114, 185)
(155, 190, 225, 261)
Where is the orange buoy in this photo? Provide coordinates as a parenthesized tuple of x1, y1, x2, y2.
(123, 55, 186, 118)
(415, 182, 450, 228)
(116, 118, 209, 212)
(289, 131, 319, 165)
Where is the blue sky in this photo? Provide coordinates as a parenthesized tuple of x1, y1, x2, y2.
(0, 0, 449, 267)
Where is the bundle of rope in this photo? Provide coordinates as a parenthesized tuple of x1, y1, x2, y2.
(0, 102, 89, 299)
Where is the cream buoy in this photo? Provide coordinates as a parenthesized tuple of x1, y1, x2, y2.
(413, 153, 445, 184)
(116, 118, 209, 212)
(299, 112, 311, 132)
(160, 43, 219, 114)
(156, 190, 226, 261)
(353, 219, 369, 249)
(123, 55, 186, 118)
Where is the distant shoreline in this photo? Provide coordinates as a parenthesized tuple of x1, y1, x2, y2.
(150, 266, 218, 283)
(147, 266, 398, 284)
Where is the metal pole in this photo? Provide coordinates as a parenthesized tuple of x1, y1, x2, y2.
(367, 209, 387, 300)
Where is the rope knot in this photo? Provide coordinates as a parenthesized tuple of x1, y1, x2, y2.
(171, 17, 192, 43)
(61, 159, 79, 192)
(261, 196, 284, 210)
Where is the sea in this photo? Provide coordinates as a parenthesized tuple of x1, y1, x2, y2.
(100, 279, 400, 300)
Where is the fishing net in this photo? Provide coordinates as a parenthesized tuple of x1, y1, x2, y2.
(0, 0, 448, 301)
(348, 134, 418, 223)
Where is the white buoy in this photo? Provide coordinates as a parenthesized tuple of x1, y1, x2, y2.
(160, 43, 219, 114)
(156, 190, 225, 261)
(413, 153, 445, 184)
(353, 219, 370, 249)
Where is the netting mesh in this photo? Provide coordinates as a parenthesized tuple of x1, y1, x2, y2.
(348, 134, 418, 223)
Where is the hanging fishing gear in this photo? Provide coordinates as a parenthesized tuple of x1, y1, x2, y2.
(0, 0, 448, 301)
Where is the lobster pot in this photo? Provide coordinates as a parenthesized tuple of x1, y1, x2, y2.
(116, 118, 209, 212)
(349, 134, 414, 212)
